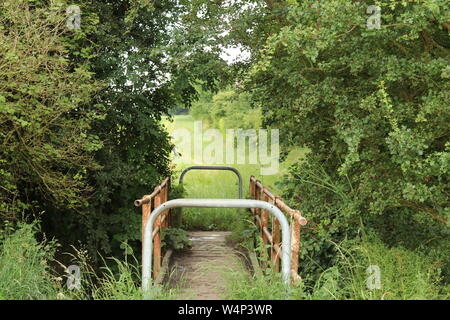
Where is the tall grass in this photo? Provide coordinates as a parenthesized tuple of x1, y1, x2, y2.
(333, 234, 449, 300)
(225, 234, 449, 300)
(58, 244, 178, 300)
(0, 221, 60, 300)
(0, 221, 176, 300)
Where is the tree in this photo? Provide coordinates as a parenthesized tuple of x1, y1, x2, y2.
(41, 0, 231, 260)
(242, 0, 449, 280)
(0, 0, 101, 219)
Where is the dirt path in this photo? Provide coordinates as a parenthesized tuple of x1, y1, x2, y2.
(170, 231, 246, 300)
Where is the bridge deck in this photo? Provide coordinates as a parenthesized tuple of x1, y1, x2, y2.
(170, 231, 247, 300)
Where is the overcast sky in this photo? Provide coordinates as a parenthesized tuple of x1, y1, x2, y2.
(220, 46, 251, 65)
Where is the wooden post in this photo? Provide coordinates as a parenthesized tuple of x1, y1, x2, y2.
(141, 196, 152, 259)
(290, 213, 301, 283)
(261, 189, 270, 267)
(249, 177, 255, 216)
(153, 193, 162, 278)
(165, 179, 170, 227)
(161, 184, 168, 227)
(255, 181, 261, 228)
(272, 197, 281, 272)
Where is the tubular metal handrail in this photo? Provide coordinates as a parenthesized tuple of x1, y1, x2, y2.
(179, 166, 243, 199)
(134, 174, 308, 296)
(140, 198, 291, 297)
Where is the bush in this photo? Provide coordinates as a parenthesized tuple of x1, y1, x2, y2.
(190, 88, 262, 130)
(0, 0, 101, 218)
(161, 228, 192, 251)
(246, 0, 449, 285)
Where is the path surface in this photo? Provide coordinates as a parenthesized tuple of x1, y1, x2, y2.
(171, 231, 246, 300)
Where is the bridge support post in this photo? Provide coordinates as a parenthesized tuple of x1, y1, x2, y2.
(153, 193, 162, 278)
(272, 196, 281, 272)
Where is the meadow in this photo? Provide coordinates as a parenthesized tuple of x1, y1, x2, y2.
(163, 114, 305, 231)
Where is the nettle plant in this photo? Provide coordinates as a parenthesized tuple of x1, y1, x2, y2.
(161, 228, 192, 251)
(245, 0, 449, 279)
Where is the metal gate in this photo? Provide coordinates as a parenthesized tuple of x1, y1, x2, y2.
(179, 165, 243, 199)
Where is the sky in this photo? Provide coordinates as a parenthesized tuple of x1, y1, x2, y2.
(220, 46, 251, 65)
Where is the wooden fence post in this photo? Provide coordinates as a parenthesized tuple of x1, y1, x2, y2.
(261, 189, 270, 267)
(153, 193, 162, 278)
(272, 196, 281, 272)
(290, 212, 301, 283)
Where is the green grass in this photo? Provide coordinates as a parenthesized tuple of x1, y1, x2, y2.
(333, 234, 449, 300)
(0, 221, 177, 300)
(224, 234, 449, 300)
(58, 243, 179, 300)
(163, 115, 307, 231)
(0, 221, 61, 300)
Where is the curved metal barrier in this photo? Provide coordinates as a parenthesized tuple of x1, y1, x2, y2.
(179, 166, 243, 199)
(135, 174, 308, 297)
(140, 198, 291, 296)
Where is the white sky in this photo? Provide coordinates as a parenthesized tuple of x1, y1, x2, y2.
(220, 46, 251, 65)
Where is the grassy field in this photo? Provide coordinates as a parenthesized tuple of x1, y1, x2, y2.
(163, 115, 306, 231)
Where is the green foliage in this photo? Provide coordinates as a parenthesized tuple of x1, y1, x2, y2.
(190, 89, 215, 122)
(191, 88, 262, 130)
(169, 183, 185, 228)
(0, 222, 175, 300)
(179, 0, 450, 295)
(0, 0, 101, 218)
(334, 234, 449, 300)
(237, 0, 450, 284)
(228, 213, 258, 250)
(161, 228, 192, 251)
(38, 0, 189, 262)
(225, 270, 295, 300)
(226, 234, 448, 300)
(0, 221, 61, 299)
(67, 244, 177, 300)
(1, 0, 448, 300)
(91, 257, 144, 300)
(0, 0, 223, 265)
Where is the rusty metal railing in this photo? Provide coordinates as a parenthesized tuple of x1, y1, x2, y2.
(249, 176, 307, 283)
(134, 173, 307, 293)
(134, 177, 170, 279)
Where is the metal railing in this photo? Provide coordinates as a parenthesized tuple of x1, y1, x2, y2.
(134, 172, 308, 295)
(138, 198, 292, 296)
(134, 177, 170, 279)
(249, 176, 307, 283)
(179, 165, 243, 198)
